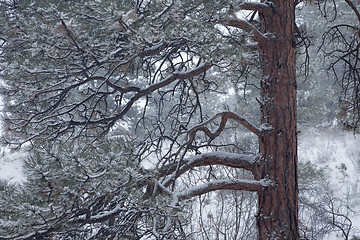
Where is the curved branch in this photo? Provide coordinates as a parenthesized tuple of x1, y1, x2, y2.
(188, 111, 261, 138)
(176, 178, 270, 200)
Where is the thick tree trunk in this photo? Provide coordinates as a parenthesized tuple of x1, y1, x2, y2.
(255, 0, 299, 239)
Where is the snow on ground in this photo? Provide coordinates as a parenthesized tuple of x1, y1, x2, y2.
(299, 126, 360, 239)
(299, 127, 359, 187)
(0, 148, 27, 183)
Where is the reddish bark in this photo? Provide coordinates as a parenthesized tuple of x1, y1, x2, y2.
(255, 0, 299, 238)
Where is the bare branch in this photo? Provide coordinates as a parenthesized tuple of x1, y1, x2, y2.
(88, 76, 141, 93)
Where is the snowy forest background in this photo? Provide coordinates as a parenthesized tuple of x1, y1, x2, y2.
(0, 0, 360, 239)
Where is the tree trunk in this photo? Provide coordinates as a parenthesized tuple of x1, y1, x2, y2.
(256, 0, 299, 239)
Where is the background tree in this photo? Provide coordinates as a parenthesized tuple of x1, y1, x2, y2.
(319, 0, 360, 131)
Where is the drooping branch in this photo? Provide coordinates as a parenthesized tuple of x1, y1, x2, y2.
(175, 179, 270, 200)
(141, 38, 186, 57)
(146, 111, 260, 166)
(295, 23, 311, 76)
(80, 204, 127, 224)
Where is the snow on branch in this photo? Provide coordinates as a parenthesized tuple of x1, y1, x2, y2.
(159, 151, 259, 187)
(175, 178, 270, 200)
(86, 204, 127, 224)
(227, 16, 268, 46)
(240, 2, 272, 14)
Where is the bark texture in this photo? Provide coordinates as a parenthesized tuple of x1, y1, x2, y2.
(256, 0, 299, 239)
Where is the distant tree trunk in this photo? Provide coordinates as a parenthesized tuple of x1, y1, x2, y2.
(255, 0, 299, 238)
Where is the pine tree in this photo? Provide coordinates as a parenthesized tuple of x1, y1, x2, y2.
(1, 0, 359, 239)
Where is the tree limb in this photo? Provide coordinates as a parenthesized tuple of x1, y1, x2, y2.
(227, 16, 268, 46)
(176, 178, 270, 200)
(240, 2, 271, 14)
(159, 151, 259, 182)
(188, 111, 261, 138)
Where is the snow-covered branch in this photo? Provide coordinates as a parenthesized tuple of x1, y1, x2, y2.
(227, 16, 268, 46)
(159, 151, 258, 185)
(240, 2, 272, 14)
(176, 179, 270, 200)
(86, 204, 127, 224)
(141, 38, 186, 56)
